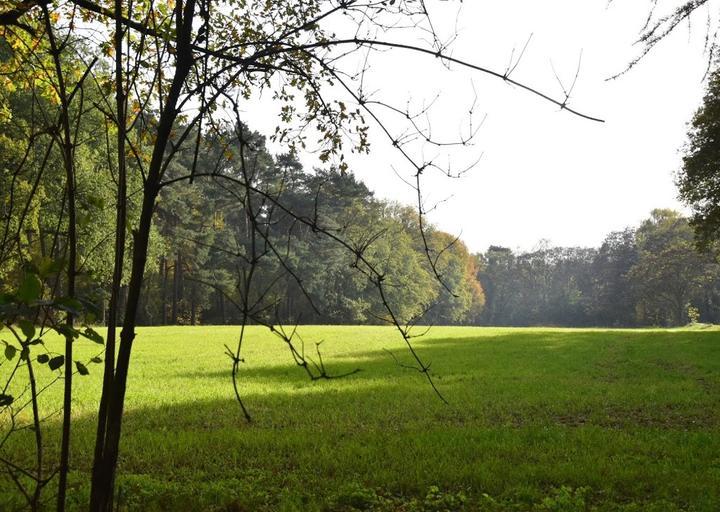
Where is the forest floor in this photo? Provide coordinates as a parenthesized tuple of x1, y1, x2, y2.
(2, 325, 720, 511)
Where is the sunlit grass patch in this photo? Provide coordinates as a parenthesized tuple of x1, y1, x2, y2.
(2, 325, 719, 510)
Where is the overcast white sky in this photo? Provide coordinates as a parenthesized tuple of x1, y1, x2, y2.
(249, 1, 713, 253)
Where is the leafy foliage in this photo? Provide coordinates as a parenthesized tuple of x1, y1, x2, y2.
(478, 210, 720, 327)
(680, 67, 720, 247)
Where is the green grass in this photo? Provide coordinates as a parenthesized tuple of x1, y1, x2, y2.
(2, 325, 720, 511)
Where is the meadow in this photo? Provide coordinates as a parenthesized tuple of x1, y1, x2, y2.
(1, 325, 720, 511)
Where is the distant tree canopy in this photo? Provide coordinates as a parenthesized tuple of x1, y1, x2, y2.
(5, 59, 715, 333)
(2, 55, 715, 332)
(0, 61, 485, 327)
(679, 67, 720, 248)
(477, 209, 720, 327)
(141, 133, 487, 327)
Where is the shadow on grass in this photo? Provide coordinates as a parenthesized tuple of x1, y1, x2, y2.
(137, 328, 720, 434)
(173, 328, 720, 384)
(2, 328, 720, 511)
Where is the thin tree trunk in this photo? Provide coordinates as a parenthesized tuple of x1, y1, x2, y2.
(42, 8, 77, 511)
(190, 282, 196, 325)
(89, 0, 127, 506)
(161, 256, 168, 324)
(172, 253, 180, 324)
(93, 186, 158, 511)
(26, 352, 43, 512)
(220, 290, 226, 324)
(677, 301, 686, 326)
(89, 3, 197, 508)
(100, 295, 106, 326)
(119, 285, 127, 324)
(178, 252, 184, 306)
(39, 227, 47, 257)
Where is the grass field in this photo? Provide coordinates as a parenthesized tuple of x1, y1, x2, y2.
(1, 325, 720, 511)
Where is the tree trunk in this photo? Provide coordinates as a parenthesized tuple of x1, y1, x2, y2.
(119, 285, 128, 324)
(178, 252, 184, 306)
(172, 252, 180, 324)
(89, 0, 128, 506)
(161, 256, 168, 324)
(677, 301, 686, 326)
(89, 2, 198, 508)
(190, 282, 196, 325)
(42, 7, 78, 509)
(220, 290, 226, 324)
(100, 295, 106, 326)
(39, 227, 47, 257)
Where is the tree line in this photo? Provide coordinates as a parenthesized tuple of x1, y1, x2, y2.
(0, 79, 484, 327)
(4, 63, 716, 331)
(477, 209, 720, 327)
(134, 133, 486, 327)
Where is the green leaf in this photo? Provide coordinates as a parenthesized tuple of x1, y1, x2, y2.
(0, 393, 13, 407)
(54, 297, 83, 316)
(37, 354, 49, 364)
(77, 213, 91, 229)
(53, 324, 79, 340)
(17, 273, 41, 303)
(75, 361, 89, 376)
(90, 356, 103, 364)
(87, 194, 105, 209)
(48, 355, 65, 371)
(20, 347, 29, 361)
(4, 344, 16, 360)
(81, 327, 104, 345)
(18, 319, 35, 340)
(37, 257, 63, 278)
(77, 297, 101, 320)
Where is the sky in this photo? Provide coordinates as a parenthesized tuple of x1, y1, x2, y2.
(247, 1, 714, 253)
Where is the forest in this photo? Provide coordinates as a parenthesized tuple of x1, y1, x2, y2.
(3, 62, 714, 330)
(6, 76, 716, 329)
(478, 209, 720, 327)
